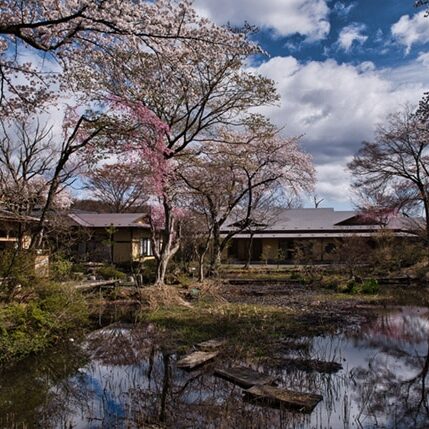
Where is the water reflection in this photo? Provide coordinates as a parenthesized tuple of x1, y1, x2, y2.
(0, 307, 428, 428)
(350, 307, 429, 428)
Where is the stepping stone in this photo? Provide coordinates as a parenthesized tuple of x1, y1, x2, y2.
(177, 351, 218, 370)
(214, 367, 276, 388)
(244, 384, 323, 413)
(197, 339, 226, 351)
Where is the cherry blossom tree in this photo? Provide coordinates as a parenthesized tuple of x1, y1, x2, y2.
(417, 93, 429, 122)
(73, 3, 278, 284)
(84, 161, 149, 213)
(415, 1, 429, 118)
(1, 0, 248, 116)
(0, 0, 287, 286)
(348, 107, 429, 244)
(179, 125, 315, 276)
(0, 110, 107, 248)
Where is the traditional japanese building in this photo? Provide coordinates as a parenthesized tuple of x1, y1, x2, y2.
(0, 208, 39, 250)
(69, 212, 154, 264)
(221, 208, 413, 264)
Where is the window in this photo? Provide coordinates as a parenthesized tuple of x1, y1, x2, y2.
(140, 238, 153, 256)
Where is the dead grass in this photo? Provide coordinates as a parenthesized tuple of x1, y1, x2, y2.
(189, 280, 228, 303)
(139, 285, 192, 310)
(141, 301, 305, 357)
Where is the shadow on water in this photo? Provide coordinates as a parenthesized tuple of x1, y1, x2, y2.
(1, 307, 429, 428)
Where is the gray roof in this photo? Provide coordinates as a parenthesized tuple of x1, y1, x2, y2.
(0, 208, 40, 223)
(69, 213, 149, 228)
(225, 208, 358, 231)
(223, 208, 413, 236)
(263, 208, 357, 231)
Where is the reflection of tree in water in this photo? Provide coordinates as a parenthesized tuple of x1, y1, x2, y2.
(123, 333, 349, 428)
(85, 323, 156, 366)
(352, 309, 429, 428)
(0, 324, 358, 428)
(0, 341, 89, 428)
(76, 327, 329, 427)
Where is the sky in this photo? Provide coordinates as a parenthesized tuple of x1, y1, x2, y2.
(194, 0, 429, 210)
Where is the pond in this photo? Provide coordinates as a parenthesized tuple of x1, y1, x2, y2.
(1, 306, 428, 428)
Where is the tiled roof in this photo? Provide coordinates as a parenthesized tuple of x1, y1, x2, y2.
(69, 213, 149, 228)
(0, 208, 40, 222)
(265, 208, 356, 230)
(224, 208, 413, 233)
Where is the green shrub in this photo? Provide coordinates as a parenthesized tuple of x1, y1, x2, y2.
(96, 265, 126, 281)
(142, 259, 157, 284)
(50, 254, 73, 281)
(320, 274, 343, 290)
(0, 282, 88, 364)
(360, 279, 379, 294)
(336, 279, 359, 294)
(71, 263, 86, 273)
(289, 271, 303, 281)
(336, 278, 379, 295)
(0, 249, 36, 289)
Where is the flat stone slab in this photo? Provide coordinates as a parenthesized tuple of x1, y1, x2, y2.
(244, 385, 323, 413)
(214, 367, 276, 388)
(278, 358, 342, 374)
(177, 351, 218, 370)
(197, 339, 226, 351)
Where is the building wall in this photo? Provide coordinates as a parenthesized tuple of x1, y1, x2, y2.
(223, 236, 343, 264)
(0, 220, 32, 250)
(261, 238, 279, 261)
(75, 227, 154, 264)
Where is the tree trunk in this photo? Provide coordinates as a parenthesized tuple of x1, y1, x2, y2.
(422, 196, 429, 265)
(153, 196, 181, 286)
(423, 197, 429, 246)
(30, 174, 62, 249)
(244, 232, 254, 269)
(197, 244, 210, 282)
(155, 255, 170, 286)
(198, 252, 205, 282)
(196, 230, 212, 282)
(209, 224, 221, 277)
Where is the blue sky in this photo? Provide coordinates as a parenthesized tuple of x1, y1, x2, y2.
(256, 0, 418, 67)
(194, 0, 429, 209)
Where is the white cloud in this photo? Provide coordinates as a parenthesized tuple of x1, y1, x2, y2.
(193, 0, 330, 40)
(417, 51, 429, 67)
(315, 162, 353, 204)
(333, 1, 356, 18)
(249, 56, 429, 204)
(392, 11, 429, 54)
(337, 23, 368, 52)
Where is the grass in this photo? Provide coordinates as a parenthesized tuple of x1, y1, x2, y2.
(142, 302, 319, 357)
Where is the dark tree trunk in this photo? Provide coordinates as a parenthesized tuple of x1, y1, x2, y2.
(209, 223, 221, 277)
(244, 231, 254, 269)
(153, 196, 181, 286)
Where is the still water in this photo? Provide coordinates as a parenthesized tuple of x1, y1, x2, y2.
(1, 306, 428, 428)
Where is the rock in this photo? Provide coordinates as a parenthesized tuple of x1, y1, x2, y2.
(214, 366, 276, 388)
(177, 351, 218, 370)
